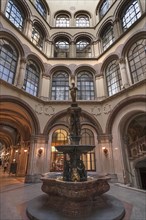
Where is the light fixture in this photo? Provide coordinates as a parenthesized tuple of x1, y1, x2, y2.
(38, 148, 43, 157)
(24, 149, 28, 153)
(102, 147, 108, 157)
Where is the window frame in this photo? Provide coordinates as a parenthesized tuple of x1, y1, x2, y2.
(101, 24, 115, 51)
(121, 0, 141, 32)
(51, 71, 69, 100)
(105, 59, 122, 96)
(23, 60, 40, 97)
(55, 14, 70, 27)
(127, 38, 146, 84)
(77, 71, 95, 100)
(5, 0, 25, 31)
(0, 39, 18, 84)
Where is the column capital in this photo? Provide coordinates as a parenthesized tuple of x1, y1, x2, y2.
(98, 134, 113, 143)
(20, 57, 27, 64)
(118, 57, 126, 64)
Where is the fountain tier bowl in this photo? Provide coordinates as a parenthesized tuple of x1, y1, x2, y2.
(41, 173, 110, 217)
(41, 173, 110, 201)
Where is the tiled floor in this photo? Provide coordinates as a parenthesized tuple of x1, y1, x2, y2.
(0, 167, 146, 220)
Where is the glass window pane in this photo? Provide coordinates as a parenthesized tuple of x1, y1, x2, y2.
(128, 38, 146, 83)
(77, 71, 95, 100)
(35, 0, 46, 17)
(0, 39, 17, 84)
(51, 72, 69, 100)
(23, 60, 39, 96)
(105, 60, 122, 96)
(5, 0, 24, 31)
(121, 0, 141, 31)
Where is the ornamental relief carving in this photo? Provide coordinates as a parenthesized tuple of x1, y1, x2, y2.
(91, 104, 112, 116)
(35, 104, 55, 116)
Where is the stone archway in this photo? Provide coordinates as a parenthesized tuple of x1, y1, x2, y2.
(0, 96, 40, 178)
(43, 109, 103, 173)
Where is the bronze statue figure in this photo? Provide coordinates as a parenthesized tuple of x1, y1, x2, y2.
(69, 82, 78, 102)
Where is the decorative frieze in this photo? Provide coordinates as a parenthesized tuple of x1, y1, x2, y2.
(35, 104, 55, 115)
(91, 103, 112, 116)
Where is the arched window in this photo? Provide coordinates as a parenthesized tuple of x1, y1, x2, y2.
(31, 24, 44, 50)
(105, 59, 122, 96)
(76, 39, 91, 58)
(77, 71, 95, 100)
(35, 0, 46, 17)
(54, 39, 69, 58)
(101, 25, 115, 51)
(23, 60, 40, 96)
(5, 0, 24, 31)
(80, 128, 96, 171)
(121, 0, 141, 32)
(51, 71, 69, 100)
(128, 38, 146, 83)
(99, 0, 110, 18)
(51, 129, 69, 171)
(0, 39, 18, 84)
(76, 15, 89, 27)
(56, 15, 70, 27)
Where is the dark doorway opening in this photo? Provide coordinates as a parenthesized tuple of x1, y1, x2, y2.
(139, 167, 146, 190)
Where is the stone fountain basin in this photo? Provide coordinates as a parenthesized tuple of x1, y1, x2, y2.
(41, 173, 110, 202)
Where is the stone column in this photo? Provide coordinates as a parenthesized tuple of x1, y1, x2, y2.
(95, 74, 106, 100)
(25, 19, 33, 39)
(25, 135, 48, 183)
(17, 57, 27, 89)
(40, 75, 51, 101)
(118, 58, 129, 88)
(44, 39, 52, 57)
(98, 134, 117, 182)
(139, 0, 146, 13)
(69, 40, 75, 58)
(113, 18, 121, 39)
(16, 143, 29, 176)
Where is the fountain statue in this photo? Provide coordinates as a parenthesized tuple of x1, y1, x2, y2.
(26, 83, 125, 220)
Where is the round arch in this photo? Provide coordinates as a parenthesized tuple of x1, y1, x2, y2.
(43, 109, 103, 135)
(0, 96, 40, 136)
(0, 31, 25, 58)
(106, 95, 146, 134)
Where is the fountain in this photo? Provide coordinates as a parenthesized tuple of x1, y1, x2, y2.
(26, 83, 125, 220)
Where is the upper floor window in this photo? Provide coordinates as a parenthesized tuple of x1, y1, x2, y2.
(5, 0, 24, 31)
(56, 15, 70, 27)
(76, 39, 91, 58)
(0, 39, 18, 84)
(101, 25, 115, 51)
(77, 71, 95, 100)
(51, 72, 69, 100)
(35, 0, 46, 17)
(99, 0, 110, 18)
(76, 15, 89, 27)
(54, 39, 69, 58)
(128, 38, 146, 83)
(23, 60, 40, 96)
(121, 0, 141, 32)
(105, 59, 122, 96)
(31, 24, 44, 50)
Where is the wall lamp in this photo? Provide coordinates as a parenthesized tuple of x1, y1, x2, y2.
(102, 147, 108, 157)
(38, 148, 43, 157)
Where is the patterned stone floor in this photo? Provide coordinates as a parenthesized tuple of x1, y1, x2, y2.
(0, 167, 146, 220)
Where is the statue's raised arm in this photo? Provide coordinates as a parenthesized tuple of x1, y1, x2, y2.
(69, 83, 78, 103)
